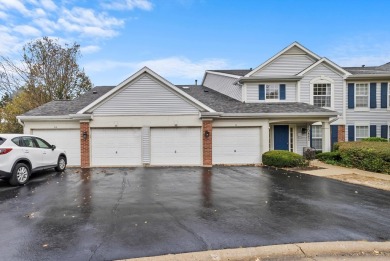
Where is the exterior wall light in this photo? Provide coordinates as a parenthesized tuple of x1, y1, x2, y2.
(82, 131, 88, 140)
(204, 130, 210, 138)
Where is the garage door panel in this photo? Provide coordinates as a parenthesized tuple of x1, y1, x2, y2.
(213, 127, 261, 164)
(91, 128, 141, 166)
(151, 128, 201, 165)
(32, 129, 80, 166)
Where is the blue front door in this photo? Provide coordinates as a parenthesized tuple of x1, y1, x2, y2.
(274, 125, 289, 150)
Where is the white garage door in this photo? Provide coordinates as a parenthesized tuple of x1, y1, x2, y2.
(151, 128, 201, 165)
(91, 128, 142, 166)
(32, 129, 81, 166)
(213, 127, 261, 164)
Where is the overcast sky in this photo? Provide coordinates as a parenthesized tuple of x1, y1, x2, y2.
(1, 0, 390, 86)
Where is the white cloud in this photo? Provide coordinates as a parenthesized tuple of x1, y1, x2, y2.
(33, 17, 59, 33)
(81, 45, 101, 54)
(34, 8, 46, 17)
(84, 56, 230, 84)
(13, 25, 41, 37)
(0, 10, 7, 19)
(40, 0, 56, 11)
(0, 0, 30, 15)
(58, 7, 124, 38)
(102, 0, 153, 11)
(0, 27, 23, 55)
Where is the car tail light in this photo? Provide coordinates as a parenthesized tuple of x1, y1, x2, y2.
(0, 148, 12, 155)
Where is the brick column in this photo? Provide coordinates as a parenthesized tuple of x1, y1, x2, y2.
(202, 120, 213, 166)
(338, 125, 345, 142)
(80, 121, 90, 168)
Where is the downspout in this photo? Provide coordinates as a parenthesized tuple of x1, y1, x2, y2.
(17, 117, 24, 127)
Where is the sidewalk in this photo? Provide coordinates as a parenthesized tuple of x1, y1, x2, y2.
(298, 160, 390, 191)
(122, 241, 390, 261)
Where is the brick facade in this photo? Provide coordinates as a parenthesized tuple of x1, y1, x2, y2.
(202, 120, 213, 166)
(80, 121, 90, 168)
(338, 125, 345, 142)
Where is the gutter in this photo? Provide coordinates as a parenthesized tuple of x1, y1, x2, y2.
(200, 112, 339, 119)
(346, 74, 390, 81)
(16, 114, 93, 122)
(239, 76, 303, 84)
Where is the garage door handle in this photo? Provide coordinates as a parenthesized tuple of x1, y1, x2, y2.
(234, 150, 236, 152)
(174, 150, 177, 153)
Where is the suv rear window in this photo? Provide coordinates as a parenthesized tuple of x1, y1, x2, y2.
(0, 137, 5, 145)
(12, 137, 23, 146)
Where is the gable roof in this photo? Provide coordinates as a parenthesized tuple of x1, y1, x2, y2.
(297, 57, 351, 76)
(22, 86, 114, 116)
(343, 62, 390, 75)
(177, 85, 337, 116)
(245, 42, 321, 77)
(78, 67, 215, 114)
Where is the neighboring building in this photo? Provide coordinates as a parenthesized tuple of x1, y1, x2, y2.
(16, 42, 389, 168)
(202, 42, 390, 151)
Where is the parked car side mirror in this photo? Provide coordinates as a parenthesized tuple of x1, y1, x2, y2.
(51, 145, 56, 150)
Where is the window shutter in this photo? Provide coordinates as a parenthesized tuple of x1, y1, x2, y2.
(381, 125, 388, 139)
(259, 84, 265, 100)
(331, 125, 338, 151)
(370, 83, 376, 108)
(279, 84, 286, 100)
(381, 82, 388, 108)
(310, 125, 313, 147)
(370, 125, 376, 137)
(348, 83, 354, 108)
(348, 125, 355, 141)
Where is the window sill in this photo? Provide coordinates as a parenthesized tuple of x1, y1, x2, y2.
(354, 108, 370, 112)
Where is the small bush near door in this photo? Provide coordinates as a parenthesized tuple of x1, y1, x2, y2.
(262, 150, 307, 168)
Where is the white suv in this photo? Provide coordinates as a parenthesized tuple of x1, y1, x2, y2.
(0, 134, 67, 186)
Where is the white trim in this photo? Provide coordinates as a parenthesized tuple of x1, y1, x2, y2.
(297, 57, 351, 77)
(78, 67, 216, 114)
(245, 42, 321, 77)
(343, 80, 347, 123)
(17, 115, 92, 121)
(202, 70, 241, 81)
(354, 82, 370, 111)
(354, 123, 370, 141)
(309, 76, 334, 109)
(388, 82, 390, 109)
(297, 81, 301, 102)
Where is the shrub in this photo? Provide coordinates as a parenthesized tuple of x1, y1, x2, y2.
(316, 151, 342, 162)
(338, 142, 390, 174)
(361, 137, 388, 142)
(262, 150, 308, 168)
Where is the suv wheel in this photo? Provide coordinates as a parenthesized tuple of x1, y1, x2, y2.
(9, 163, 30, 186)
(55, 156, 66, 172)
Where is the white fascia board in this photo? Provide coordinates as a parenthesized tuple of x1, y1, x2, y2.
(77, 66, 215, 114)
(297, 58, 351, 77)
(245, 41, 322, 77)
(200, 112, 339, 119)
(346, 74, 390, 80)
(16, 115, 86, 122)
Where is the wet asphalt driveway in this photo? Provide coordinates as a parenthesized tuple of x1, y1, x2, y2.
(0, 167, 389, 261)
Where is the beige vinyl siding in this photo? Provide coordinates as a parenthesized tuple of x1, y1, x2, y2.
(252, 54, 315, 76)
(203, 73, 242, 101)
(300, 64, 344, 114)
(93, 75, 200, 115)
(245, 82, 296, 103)
(345, 83, 389, 140)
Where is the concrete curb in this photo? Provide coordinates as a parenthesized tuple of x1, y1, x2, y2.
(122, 241, 390, 261)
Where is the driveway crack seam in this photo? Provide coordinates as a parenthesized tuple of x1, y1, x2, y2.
(89, 177, 127, 261)
(295, 244, 308, 258)
(157, 202, 209, 250)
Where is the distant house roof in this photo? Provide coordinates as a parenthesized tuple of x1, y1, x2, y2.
(177, 85, 336, 115)
(343, 62, 390, 75)
(23, 86, 114, 116)
(208, 69, 252, 76)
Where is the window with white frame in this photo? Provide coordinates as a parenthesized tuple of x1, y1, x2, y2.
(388, 83, 390, 108)
(313, 83, 331, 107)
(355, 83, 369, 108)
(355, 125, 369, 141)
(311, 125, 322, 150)
(266, 84, 279, 100)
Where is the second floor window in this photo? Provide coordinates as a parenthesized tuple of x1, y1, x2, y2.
(266, 84, 279, 100)
(355, 83, 369, 108)
(313, 83, 331, 107)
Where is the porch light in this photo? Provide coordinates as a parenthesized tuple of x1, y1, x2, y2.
(301, 128, 307, 135)
(82, 131, 88, 140)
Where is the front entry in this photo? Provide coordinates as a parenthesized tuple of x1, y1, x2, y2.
(274, 125, 289, 150)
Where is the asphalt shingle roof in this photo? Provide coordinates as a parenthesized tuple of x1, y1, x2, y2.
(208, 69, 252, 76)
(343, 62, 390, 75)
(177, 85, 335, 114)
(23, 86, 114, 116)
